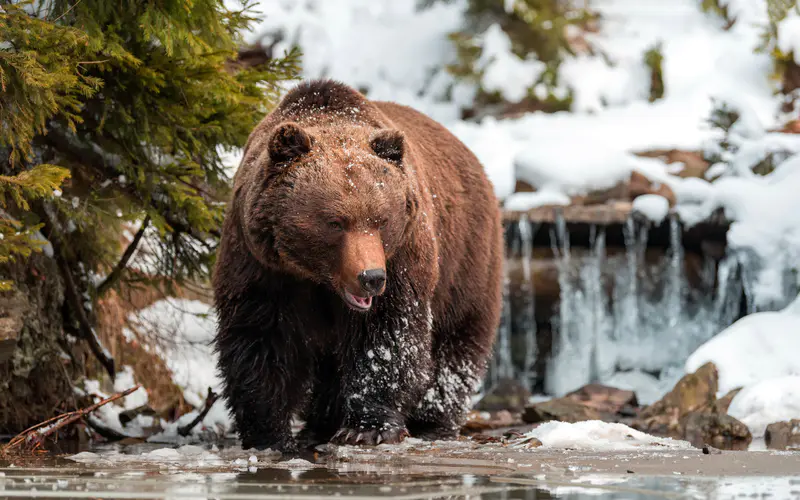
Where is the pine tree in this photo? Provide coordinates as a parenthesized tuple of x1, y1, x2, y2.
(0, 0, 299, 431)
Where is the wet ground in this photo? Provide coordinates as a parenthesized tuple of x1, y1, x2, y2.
(2, 438, 799, 499)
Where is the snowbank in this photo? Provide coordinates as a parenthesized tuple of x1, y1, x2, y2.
(685, 295, 800, 395)
(128, 298, 222, 408)
(728, 376, 800, 438)
(513, 421, 691, 450)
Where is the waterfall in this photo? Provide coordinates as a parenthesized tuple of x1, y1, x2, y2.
(490, 212, 753, 398)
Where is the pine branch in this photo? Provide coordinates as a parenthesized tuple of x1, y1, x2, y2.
(42, 125, 220, 240)
(95, 215, 151, 297)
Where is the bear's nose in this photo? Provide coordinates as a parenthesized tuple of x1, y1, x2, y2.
(358, 268, 386, 296)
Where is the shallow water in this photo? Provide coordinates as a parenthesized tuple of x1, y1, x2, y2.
(1, 441, 799, 499)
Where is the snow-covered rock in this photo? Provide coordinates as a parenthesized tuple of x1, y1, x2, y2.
(632, 194, 670, 224)
(728, 376, 800, 438)
(685, 296, 800, 395)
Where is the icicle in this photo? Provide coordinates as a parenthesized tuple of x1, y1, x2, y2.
(494, 256, 514, 381)
(665, 214, 685, 328)
(518, 214, 537, 388)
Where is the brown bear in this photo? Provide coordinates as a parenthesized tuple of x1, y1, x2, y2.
(213, 79, 503, 452)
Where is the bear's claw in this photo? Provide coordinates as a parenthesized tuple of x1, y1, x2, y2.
(330, 426, 409, 446)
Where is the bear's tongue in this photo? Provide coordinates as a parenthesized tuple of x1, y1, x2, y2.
(345, 291, 372, 310)
(351, 295, 372, 308)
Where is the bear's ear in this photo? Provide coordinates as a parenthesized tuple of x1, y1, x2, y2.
(268, 122, 312, 165)
(369, 129, 405, 166)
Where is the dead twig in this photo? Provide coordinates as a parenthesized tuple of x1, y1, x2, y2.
(1, 385, 141, 454)
(96, 215, 151, 296)
(178, 387, 219, 437)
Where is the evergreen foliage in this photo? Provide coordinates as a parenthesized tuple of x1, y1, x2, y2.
(0, 1, 299, 296)
(443, 0, 593, 112)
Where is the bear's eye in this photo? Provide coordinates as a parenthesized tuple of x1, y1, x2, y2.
(378, 219, 388, 230)
(328, 220, 344, 231)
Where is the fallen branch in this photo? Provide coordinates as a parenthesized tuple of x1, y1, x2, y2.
(1, 385, 141, 454)
(96, 215, 151, 297)
(178, 387, 219, 437)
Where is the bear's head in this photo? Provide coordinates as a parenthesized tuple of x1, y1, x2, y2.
(242, 121, 419, 312)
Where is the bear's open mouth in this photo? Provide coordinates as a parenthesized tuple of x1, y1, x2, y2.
(343, 290, 373, 311)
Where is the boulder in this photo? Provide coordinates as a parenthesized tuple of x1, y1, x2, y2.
(522, 383, 641, 424)
(475, 377, 532, 413)
(631, 363, 752, 450)
(523, 397, 602, 424)
(462, 409, 520, 433)
(765, 420, 800, 450)
(565, 383, 639, 418)
(680, 412, 752, 451)
(637, 362, 718, 425)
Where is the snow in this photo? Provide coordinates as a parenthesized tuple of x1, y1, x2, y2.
(128, 298, 222, 409)
(632, 194, 670, 224)
(504, 190, 570, 212)
(600, 370, 670, 406)
(477, 24, 546, 103)
(113, 365, 149, 410)
(214, 0, 800, 309)
(727, 376, 800, 438)
(685, 295, 800, 395)
(513, 421, 691, 451)
(778, 9, 800, 65)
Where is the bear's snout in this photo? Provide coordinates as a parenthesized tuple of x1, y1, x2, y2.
(339, 232, 387, 311)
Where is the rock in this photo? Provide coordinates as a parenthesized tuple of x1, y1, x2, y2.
(711, 388, 742, 415)
(634, 149, 710, 179)
(0, 289, 28, 365)
(522, 383, 641, 425)
(765, 420, 800, 450)
(638, 362, 718, 422)
(514, 180, 536, 193)
(475, 377, 532, 413)
(680, 412, 752, 451)
(462, 409, 520, 433)
(565, 383, 639, 417)
(631, 363, 753, 451)
(632, 362, 718, 440)
(523, 397, 602, 424)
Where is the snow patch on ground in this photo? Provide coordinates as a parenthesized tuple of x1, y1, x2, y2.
(514, 421, 691, 450)
(685, 295, 800, 395)
(128, 298, 222, 409)
(728, 376, 800, 438)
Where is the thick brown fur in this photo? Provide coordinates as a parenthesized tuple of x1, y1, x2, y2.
(213, 79, 503, 452)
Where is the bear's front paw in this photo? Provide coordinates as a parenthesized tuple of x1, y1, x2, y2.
(330, 424, 410, 446)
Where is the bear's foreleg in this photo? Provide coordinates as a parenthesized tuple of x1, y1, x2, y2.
(215, 311, 310, 453)
(408, 318, 493, 440)
(331, 296, 434, 446)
